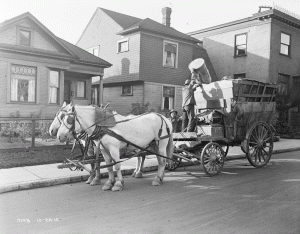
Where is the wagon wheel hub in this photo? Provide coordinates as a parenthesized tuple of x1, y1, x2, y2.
(257, 139, 264, 149)
(210, 153, 217, 162)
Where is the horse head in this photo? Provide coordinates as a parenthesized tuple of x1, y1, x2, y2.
(56, 104, 79, 142)
(49, 102, 71, 136)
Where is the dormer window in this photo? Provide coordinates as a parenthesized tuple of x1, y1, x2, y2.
(19, 29, 31, 46)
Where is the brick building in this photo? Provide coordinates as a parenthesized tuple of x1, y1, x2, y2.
(76, 7, 217, 115)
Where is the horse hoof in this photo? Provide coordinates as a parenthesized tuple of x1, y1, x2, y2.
(131, 171, 136, 177)
(151, 176, 162, 186)
(112, 181, 124, 191)
(85, 176, 94, 184)
(90, 178, 101, 186)
(102, 181, 114, 191)
(134, 172, 143, 178)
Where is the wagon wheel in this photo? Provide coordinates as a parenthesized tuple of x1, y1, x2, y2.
(201, 142, 225, 176)
(166, 155, 182, 171)
(245, 121, 273, 168)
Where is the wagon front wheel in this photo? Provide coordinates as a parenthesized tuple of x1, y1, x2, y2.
(245, 121, 273, 168)
(166, 156, 182, 171)
(201, 142, 225, 176)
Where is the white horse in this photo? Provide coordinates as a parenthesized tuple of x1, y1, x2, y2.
(57, 105, 173, 191)
(49, 102, 101, 186)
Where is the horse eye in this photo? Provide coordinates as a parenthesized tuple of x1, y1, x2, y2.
(66, 116, 74, 124)
(60, 113, 65, 120)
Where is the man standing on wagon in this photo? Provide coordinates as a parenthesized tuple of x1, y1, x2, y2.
(181, 75, 202, 132)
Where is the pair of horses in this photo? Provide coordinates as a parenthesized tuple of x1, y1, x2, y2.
(49, 102, 173, 191)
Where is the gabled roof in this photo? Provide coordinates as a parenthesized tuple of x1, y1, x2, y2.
(99, 8, 200, 44)
(100, 8, 141, 29)
(119, 18, 200, 43)
(0, 12, 111, 68)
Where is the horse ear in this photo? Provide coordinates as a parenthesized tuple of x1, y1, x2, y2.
(70, 101, 73, 105)
(62, 102, 66, 108)
(104, 103, 109, 109)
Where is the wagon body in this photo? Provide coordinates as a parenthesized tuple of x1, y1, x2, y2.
(170, 79, 278, 175)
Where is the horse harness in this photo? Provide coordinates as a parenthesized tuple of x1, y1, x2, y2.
(64, 110, 174, 167)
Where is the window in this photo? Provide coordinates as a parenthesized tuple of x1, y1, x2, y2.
(19, 29, 31, 46)
(162, 86, 175, 110)
(280, 32, 291, 56)
(76, 81, 86, 98)
(87, 46, 100, 57)
(163, 41, 178, 68)
(234, 33, 247, 56)
(234, 73, 246, 79)
(117, 39, 129, 53)
(278, 73, 290, 95)
(121, 85, 132, 96)
(10, 64, 36, 103)
(49, 70, 60, 104)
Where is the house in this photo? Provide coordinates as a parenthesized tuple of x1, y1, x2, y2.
(187, 5, 300, 130)
(76, 7, 217, 115)
(0, 12, 111, 118)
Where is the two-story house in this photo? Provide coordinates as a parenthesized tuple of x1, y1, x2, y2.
(188, 6, 300, 130)
(76, 7, 217, 115)
(0, 12, 111, 118)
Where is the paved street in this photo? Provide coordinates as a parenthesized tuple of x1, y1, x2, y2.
(1, 151, 300, 234)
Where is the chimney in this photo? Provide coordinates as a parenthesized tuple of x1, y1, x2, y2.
(162, 7, 172, 27)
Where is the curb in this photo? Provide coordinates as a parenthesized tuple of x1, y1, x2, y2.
(1, 147, 300, 194)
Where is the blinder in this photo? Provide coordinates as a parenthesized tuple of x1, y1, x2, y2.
(66, 115, 74, 125)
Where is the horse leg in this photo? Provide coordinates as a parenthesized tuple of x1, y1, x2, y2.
(85, 142, 95, 184)
(101, 149, 115, 191)
(90, 147, 101, 186)
(132, 156, 145, 178)
(152, 143, 166, 186)
(110, 147, 124, 191)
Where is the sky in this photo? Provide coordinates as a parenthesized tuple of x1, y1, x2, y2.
(1, 0, 300, 45)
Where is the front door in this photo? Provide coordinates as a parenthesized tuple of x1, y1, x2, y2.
(64, 80, 71, 104)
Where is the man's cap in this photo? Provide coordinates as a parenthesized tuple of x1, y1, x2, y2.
(184, 79, 190, 85)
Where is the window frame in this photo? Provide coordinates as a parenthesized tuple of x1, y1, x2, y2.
(87, 46, 100, 57)
(117, 38, 129, 53)
(233, 73, 246, 79)
(10, 64, 37, 103)
(280, 32, 291, 57)
(48, 70, 60, 104)
(163, 40, 178, 68)
(234, 33, 247, 57)
(75, 80, 86, 99)
(17, 26, 33, 47)
(161, 85, 176, 110)
(121, 85, 133, 96)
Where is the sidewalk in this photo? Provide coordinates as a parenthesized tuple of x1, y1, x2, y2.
(1, 138, 300, 194)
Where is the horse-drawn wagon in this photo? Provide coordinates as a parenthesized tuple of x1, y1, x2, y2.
(167, 78, 278, 176)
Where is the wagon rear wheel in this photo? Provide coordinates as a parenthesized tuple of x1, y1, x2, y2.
(201, 142, 225, 176)
(245, 121, 273, 168)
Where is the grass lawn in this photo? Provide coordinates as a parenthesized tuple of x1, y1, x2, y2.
(0, 147, 82, 169)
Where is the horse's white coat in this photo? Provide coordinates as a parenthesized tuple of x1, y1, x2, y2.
(57, 105, 173, 191)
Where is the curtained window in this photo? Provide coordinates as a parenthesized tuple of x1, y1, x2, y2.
(10, 64, 36, 103)
(49, 70, 59, 104)
(162, 86, 175, 110)
(163, 41, 178, 68)
(76, 81, 86, 98)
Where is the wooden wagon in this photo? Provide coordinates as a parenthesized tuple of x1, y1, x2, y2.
(168, 78, 278, 176)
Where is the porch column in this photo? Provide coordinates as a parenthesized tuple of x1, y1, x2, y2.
(99, 75, 104, 107)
